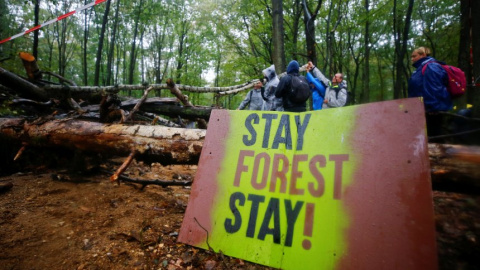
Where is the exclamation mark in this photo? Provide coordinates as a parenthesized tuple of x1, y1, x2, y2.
(302, 203, 314, 250)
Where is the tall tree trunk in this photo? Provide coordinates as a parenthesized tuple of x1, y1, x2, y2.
(214, 49, 221, 87)
(325, 1, 334, 73)
(302, 0, 322, 65)
(376, 52, 385, 101)
(82, 1, 89, 86)
(94, 0, 111, 86)
(176, 19, 188, 84)
(106, 0, 120, 86)
(362, 0, 370, 103)
(470, 0, 480, 120)
(128, 0, 144, 87)
(457, 0, 471, 109)
(33, 0, 40, 59)
(56, 17, 68, 77)
(393, 0, 414, 99)
(271, 0, 286, 73)
(290, 0, 301, 60)
(140, 29, 145, 83)
(154, 15, 168, 84)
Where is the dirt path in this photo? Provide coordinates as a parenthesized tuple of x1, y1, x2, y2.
(0, 161, 479, 270)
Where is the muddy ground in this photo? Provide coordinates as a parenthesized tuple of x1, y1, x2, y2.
(0, 156, 479, 270)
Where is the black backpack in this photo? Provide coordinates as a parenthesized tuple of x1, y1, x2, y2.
(289, 74, 311, 103)
(333, 87, 352, 106)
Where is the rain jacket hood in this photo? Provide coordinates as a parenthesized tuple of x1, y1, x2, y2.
(286, 60, 300, 74)
(261, 65, 283, 111)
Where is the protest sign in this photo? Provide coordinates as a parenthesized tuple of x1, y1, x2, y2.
(178, 98, 437, 269)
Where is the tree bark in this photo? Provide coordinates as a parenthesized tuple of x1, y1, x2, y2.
(106, 0, 120, 86)
(119, 98, 212, 121)
(33, 0, 40, 60)
(128, 0, 144, 86)
(362, 0, 370, 103)
(19, 52, 42, 80)
(472, 0, 480, 119)
(271, 0, 286, 73)
(392, 0, 414, 99)
(0, 66, 48, 101)
(429, 143, 480, 193)
(94, 0, 111, 86)
(302, 0, 322, 65)
(0, 118, 205, 165)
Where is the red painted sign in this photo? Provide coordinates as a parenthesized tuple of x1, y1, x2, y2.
(179, 98, 437, 270)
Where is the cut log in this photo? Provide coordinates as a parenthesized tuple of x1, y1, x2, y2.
(136, 102, 212, 121)
(429, 143, 480, 193)
(0, 117, 205, 165)
(19, 52, 42, 80)
(82, 97, 212, 122)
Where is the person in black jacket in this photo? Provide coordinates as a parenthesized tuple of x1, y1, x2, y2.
(274, 60, 307, 112)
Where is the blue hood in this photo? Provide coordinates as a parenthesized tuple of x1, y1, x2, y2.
(287, 60, 299, 74)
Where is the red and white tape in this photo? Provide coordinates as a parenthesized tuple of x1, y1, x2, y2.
(0, 0, 107, 45)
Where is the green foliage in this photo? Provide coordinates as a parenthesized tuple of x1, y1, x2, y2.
(0, 0, 470, 109)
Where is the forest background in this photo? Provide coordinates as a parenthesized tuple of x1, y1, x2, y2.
(0, 0, 479, 116)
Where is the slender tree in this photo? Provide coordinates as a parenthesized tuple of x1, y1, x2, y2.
(393, 0, 414, 99)
(94, 0, 111, 86)
(302, 0, 322, 65)
(362, 0, 370, 103)
(175, 18, 189, 84)
(271, 0, 286, 73)
(106, 0, 121, 86)
(33, 0, 40, 59)
(472, 0, 480, 118)
(82, 0, 91, 85)
(128, 0, 144, 86)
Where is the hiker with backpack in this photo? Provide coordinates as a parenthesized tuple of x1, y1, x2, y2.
(274, 60, 311, 112)
(237, 80, 264, 110)
(306, 61, 348, 109)
(261, 65, 283, 111)
(408, 46, 455, 138)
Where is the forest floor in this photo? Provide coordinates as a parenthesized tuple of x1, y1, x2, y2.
(0, 157, 479, 270)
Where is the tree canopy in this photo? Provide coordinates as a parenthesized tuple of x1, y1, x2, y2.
(0, 0, 478, 112)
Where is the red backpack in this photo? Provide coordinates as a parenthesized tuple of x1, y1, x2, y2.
(422, 61, 467, 98)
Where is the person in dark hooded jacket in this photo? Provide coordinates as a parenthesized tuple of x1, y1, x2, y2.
(274, 60, 307, 112)
(408, 46, 452, 138)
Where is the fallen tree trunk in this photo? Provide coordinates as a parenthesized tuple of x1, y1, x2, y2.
(0, 117, 205, 165)
(0, 117, 479, 192)
(0, 66, 48, 101)
(82, 97, 213, 121)
(429, 143, 480, 193)
(133, 102, 212, 121)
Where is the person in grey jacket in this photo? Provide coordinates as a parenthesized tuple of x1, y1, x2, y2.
(307, 61, 347, 109)
(261, 65, 283, 111)
(237, 80, 264, 110)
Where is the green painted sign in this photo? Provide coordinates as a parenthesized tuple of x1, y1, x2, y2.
(178, 98, 437, 270)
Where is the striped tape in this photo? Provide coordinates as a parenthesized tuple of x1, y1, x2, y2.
(0, 0, 107, 45)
